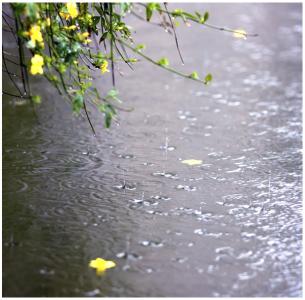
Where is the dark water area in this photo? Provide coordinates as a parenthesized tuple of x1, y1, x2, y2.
(3, 3, 302, 297)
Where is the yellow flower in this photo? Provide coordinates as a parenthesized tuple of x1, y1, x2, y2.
(89, 258, 116, 275)
(233, 29, 247, 39)
(28, 25, 43, 46)
(181, 159, 202, 166)
(100, 60, 109, 74)
(46, 18, 51, 27)
(66, 2, 78, 19)
(84, 39, 92, 45)
(64, 25, 77, 31)
(30, 54, 44, 75)
(82, 32, 89, 38)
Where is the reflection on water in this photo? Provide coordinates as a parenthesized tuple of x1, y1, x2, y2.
(3, 3, 302, 297)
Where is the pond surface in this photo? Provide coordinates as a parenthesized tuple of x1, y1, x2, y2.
(3, 3, 302, 297)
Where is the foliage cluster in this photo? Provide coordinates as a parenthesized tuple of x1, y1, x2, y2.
(3, 3, 256, 133)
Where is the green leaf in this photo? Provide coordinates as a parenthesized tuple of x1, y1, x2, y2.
(31, 95, 41, 104)
(99, 32, 108, 44)
(25, 3, 39, 21)
(72, 94, 84, 114)
(105, 112, 112, 128)
(146, 3, 160, 22)
(92, 16, 100, 27)
(195, 11, 201, 19)
(189, 71, 199, 80)
(58, 64, 67, 74)
(120, 3, 132, 14)
(106, 88, 119, 99)
(99, 103, 116, 128)
(204, 73, 213, 85)
(203, 12, 209, 23)
(135, 44, 146, 52)
(172, 9, 183, 17)
(157, 57, 169, 67)
(94, 4, 104, 16)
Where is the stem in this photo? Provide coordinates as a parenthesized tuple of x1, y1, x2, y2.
(83, 98, 96, 135)
(109, 3, 115, 87)
(118, 39, 204, 84)
(2, 51, 23, 96)
(164, 3, 184, 64)
(139, 3, 258, 38)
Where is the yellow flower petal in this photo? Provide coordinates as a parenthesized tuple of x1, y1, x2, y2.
(233, 29, 247, 39)
(31, 54, 44, 65)
(104, 261, 116, 268)
(30, 65, 43, 75)
(181, 159, 202, 166)
(29, 25, 43, 44)
(66, 2, 79, 19)
(30, 54, 44, 75)
(100, 60, 109, 74)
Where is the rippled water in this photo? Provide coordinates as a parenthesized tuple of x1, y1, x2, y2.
(3, 3, 302, 297)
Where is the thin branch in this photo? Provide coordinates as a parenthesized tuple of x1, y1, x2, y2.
(109, 4, 116, 87)
(2, 15, 18, 43)
(118, 38, 204, 84)
(139, 3, 258, 38)
(83, 98, 96, 135)
(13, 12, 28, 96)
(2, 52, 23, 96)
(3, 91, 31, 99)
(164, 3, 184, 64)
(113, 40, 134, 70)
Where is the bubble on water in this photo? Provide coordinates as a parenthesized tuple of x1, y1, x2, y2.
(173, 257, 188, 264)
(139, 240, 163, 248)
(160, 145, 176, 151)
(118, 154, 134, 159)
(116, 252, 142, 260)
(114, 182, 137, 191)
(84, 289, 101, 297)
(151, 195, 171, 201)
(238, 271, 257, 281)
(194, 229, 204, 235)
(176, 185, 197, 192)
(39, 268, 55, 276)
(153, 171, 179, 180)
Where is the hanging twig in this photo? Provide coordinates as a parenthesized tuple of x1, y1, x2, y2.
(109, 3, 116, 87)
(3, 51, 23, 96)
(164, 3, 184, 64)
(83, 98, 96, 135)
(3, 91, 31, 99)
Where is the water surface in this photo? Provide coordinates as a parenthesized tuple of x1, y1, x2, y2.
(3, 3, 302, 297)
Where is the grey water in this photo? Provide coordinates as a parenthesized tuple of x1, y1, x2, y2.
(3, 3, 302, 297)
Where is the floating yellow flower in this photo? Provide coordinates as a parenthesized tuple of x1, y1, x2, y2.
(181, 159, 202, 166)
(30, 54, 44, 75)
(89, 258, 116, 275)
(66, 2, 78, 19)
(233, 29, 247, 39)
(28, 25, 43, 46)
(100, 60, 110, 74)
